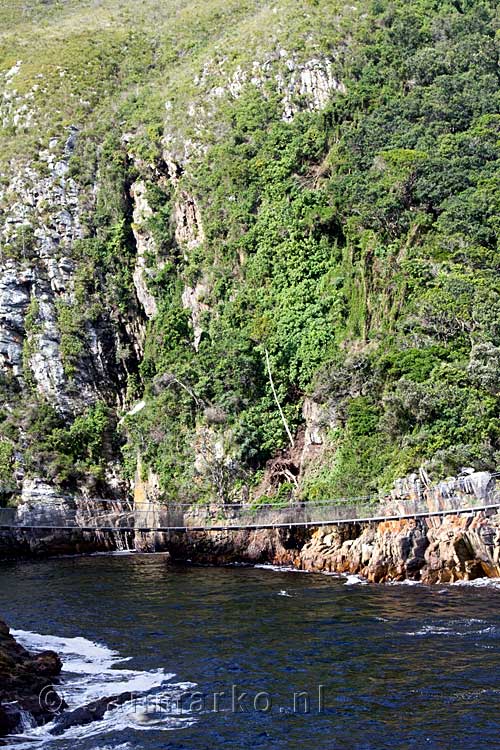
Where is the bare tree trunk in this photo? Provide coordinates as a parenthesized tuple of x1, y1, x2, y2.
(264, 348, 294, 449)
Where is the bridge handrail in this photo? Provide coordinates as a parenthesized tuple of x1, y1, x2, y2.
(0, 494, 499, 531)
(0, 472, 498, 531)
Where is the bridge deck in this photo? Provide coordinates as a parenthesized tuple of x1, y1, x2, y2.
(1, 473, 499, 534)
(1, 502, 499, 533)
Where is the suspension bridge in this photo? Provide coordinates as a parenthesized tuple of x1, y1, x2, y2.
(0, 472, 499, 534)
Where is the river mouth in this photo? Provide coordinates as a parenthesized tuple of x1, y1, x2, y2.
(1, 554, 499, 750)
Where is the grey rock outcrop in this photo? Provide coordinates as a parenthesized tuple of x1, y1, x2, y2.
(130, 180, 158, 320)
(0, 129, 144, 473)
(181, 280, 209, 351)
(280, 57, 346, 121)
(0, 262, 33, 375)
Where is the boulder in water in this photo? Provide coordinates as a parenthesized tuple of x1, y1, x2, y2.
(50, 692, 133, 735)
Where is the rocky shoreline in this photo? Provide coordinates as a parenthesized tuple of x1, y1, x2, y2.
(0, 528, 120, 561)
(1, 512, 500, 584)
(166, 510, 500, 584)
(1, 479, 499, 584)
(0, 512, 499, 738)
(0, 620, 63, 738)
(0, 622, 145, 741)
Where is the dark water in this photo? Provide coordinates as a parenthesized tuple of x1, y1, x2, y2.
(0, 554, 499, 750)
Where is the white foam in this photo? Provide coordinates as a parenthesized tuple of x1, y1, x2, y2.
(343, 574, 368, 585)
(8, 630, 197, 746)
(452, 577, 500, 590)
(448, 688, 500, 702)
(255, 564, 369, 583)
(254, 564, 310, 573)
(388, 579, 422, 586)
(12, 630, 123, 669)
(37, 688, 197, 741)
(406, 618, 496, 637)
(277, 590, 291, 597)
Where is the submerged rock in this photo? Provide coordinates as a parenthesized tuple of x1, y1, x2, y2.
(50, 692, 132, 735)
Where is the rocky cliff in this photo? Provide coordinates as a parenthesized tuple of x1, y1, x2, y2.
(0, 1, 356, 505)
(0, 619, 63, 737)
(164, 470, 500, 582)
(1, 1, 499, 534)
(0, 484, 132, 560)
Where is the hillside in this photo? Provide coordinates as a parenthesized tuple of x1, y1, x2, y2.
(0, 0, 499, 505)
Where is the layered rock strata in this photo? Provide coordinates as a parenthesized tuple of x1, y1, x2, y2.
(166, 510, 500, 584)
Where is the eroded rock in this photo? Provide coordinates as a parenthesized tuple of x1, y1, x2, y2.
(165, 511, 500, 584)
(0, 619, 63, 737)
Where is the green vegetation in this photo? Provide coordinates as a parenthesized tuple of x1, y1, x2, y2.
(0, 439, 14, 494)
(127, 0, 499, 499)
(56, 301, 84, 379)
(23, 400, 115, 486)
(0, 0, 499, 500)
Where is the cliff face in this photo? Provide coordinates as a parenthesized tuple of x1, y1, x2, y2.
(0, 126, 145, 498)
(300, 512, 500, 583)
(0, 0, 499, 511)
(167, 511, 500, 584)
(0, 137, 134, 406)
(0, 486, 132, 560)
